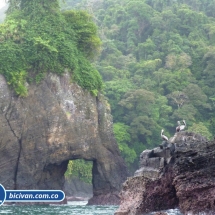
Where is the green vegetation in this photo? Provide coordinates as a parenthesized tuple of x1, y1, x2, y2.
(65, 160, 92, 184)
(0, 0, 102, 96)
(3, 0, 215, 175)
(113, 122, 136, 167)
(62, 0, 215, 170)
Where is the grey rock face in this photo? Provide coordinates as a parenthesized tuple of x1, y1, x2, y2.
(0, 73, 127, 205)
(115, 131, 214, 215)
(64, 176, 93, 198)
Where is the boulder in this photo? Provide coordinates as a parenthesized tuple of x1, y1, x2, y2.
(115, 131, 215, 214)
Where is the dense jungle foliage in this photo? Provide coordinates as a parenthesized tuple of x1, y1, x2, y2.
(65, 159, 93, 184)
(2, 0, 215, 181)
(62, 0, 215, 171)
(0, 0, 102, 96)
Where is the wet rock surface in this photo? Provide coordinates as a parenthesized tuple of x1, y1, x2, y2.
(153, 212, 168, 215)
(115, 132, 215, 214)
(64, 176, 93, 199)
(0, 73, 127, 205)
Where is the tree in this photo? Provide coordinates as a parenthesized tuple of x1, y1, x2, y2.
(113, 123, 137, 167)
(119, 89, 157, 146)
(188, 122, 212, 140)
(167, 91, 189, 109)
(0, 0, 103, 95)
(203, 47, 215, 89)
(184, 84, 211, 110)
(62, 0, 215, 172)
(171, 104, 197, 122)
(6, 0, 21, 14)
(138, 38, 156, 60)
(65, 160, 93, 183)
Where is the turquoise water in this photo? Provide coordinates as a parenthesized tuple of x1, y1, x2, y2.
(0, 201, 183, 215)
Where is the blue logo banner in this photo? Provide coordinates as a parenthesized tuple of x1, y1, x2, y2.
(0, 184, 65, 205)
(0, 184, 6, 206)
(6, 190, 65, 202)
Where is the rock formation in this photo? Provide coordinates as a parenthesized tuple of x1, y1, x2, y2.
(0, 73, 127, 205)
(64, 176, 93, 199)
(115, 131, 215, 215)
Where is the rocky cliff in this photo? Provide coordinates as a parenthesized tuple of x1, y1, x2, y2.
(0, 73, 127, 205)
(115, 131, 215, 215)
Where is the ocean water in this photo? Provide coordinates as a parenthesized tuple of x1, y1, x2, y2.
(0, 201, 183, 215)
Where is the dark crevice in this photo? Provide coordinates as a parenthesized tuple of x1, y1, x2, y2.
(96, 96, 101, 127)
(13, 138, 22, 190)
(4, 98, 23, 190)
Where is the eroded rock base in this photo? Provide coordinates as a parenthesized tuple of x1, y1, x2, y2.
(115, 132, 215, 214)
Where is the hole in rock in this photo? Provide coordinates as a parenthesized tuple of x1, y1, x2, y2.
(64, 159, 93, 201)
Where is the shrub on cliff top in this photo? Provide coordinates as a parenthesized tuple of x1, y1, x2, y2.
(0, 0, 102, 96)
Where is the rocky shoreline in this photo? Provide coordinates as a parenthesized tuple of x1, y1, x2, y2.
(115, 131, 215, 215)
